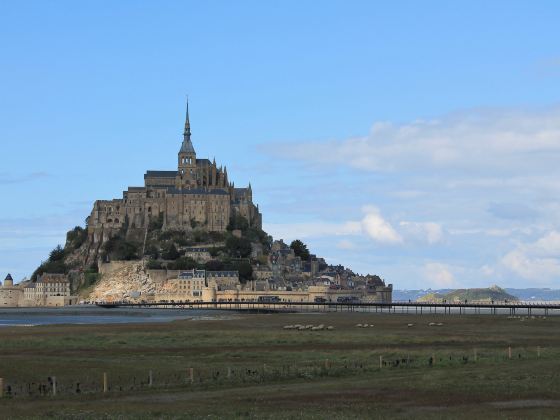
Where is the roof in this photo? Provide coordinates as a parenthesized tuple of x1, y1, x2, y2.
(196, 158, 211, 165)
(207, 271, 239, 277)
(4, 273, 13, 281)
(144, 171, 178, 178)
(166, 187, 229, 196)
(179, 139, 195, 154)
(178, 269, 206, 279)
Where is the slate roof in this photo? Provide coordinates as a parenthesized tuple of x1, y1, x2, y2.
(179, 139, 195, 154)
(207, 271, 239, 277)
(166, 187, 229, 195)
(4, 273, 13, 281)
(144, 171, 178, 178)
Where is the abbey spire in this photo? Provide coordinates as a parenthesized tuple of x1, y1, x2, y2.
(183, 99, 191, 140)
(180, 99, 195, 154)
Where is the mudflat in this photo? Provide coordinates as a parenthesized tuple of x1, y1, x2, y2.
(0, 312, 558, 419)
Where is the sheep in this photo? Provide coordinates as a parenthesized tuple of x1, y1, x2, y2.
(283, 325, 294, 330)
(436, 322, 444, 326)
(356, 323, 363, 328)
(326, 326, 334, 330)
(363, 323, 369, 328)
(369, 325, 375, 328)
(407, 323, 414, 327)
(428, 322, 436, 326)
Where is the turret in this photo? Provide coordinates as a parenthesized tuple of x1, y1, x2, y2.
(4, 273, 13, 287)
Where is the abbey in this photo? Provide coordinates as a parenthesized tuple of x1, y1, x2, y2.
(88, 104, 262, 236)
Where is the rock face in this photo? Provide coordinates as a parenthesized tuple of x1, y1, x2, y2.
(88, 261, 175, 302)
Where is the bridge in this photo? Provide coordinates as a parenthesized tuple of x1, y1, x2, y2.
(96, 300, 560, 316)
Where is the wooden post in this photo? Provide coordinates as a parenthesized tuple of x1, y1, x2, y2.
(149, 370, 153, 387)
(508, 346, 512, 360)
(537, 346, 541, 358)
(432, 353, 436, 365)
(0, 378, 3, 398)
(324, 359, 329, 370)
(103, 372, 108, 393)
(474, 349, 477, 362)
(189, 368, 194, 384)
(52, 376, 57, 396)
(379, 355, 383, 369)
(227, 367, 231, 379)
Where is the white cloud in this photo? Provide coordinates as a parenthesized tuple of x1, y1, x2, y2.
(423, 263, 458, 288)
(400, 221, 443, 244)
(263, 107, 560, 177)
(360, 206, 402, 244)
(501, 231, 560, 283)
(265, 206, 443, 247)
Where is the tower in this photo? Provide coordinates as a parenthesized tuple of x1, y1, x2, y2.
(178, 100, 197, 188)
(4, 273, 13, 287)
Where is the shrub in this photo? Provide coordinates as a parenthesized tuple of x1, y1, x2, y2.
(66, 226, 87, 250)
(225, 236, 252, 258)
(168, 257, 198, 270)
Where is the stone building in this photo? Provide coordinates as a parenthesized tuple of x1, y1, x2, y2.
(24, 273, 74, 306)
(0, 274, 23, 307)
(88, 103, 262, 241)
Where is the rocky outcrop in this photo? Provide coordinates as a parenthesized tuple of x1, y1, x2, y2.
(88, 261, 176, 302)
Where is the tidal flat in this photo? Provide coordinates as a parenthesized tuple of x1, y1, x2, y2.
(0, 312, 559, 419)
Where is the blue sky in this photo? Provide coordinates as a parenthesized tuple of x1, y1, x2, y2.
(1, 1, 560, 289)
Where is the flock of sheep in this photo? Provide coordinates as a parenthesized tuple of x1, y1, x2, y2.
(508, 315, 547, 321)
(283, 324, 335, 331)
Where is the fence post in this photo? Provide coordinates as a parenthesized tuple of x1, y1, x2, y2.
(508, 346, 512, 360)
(474, 349, 477, 362)
(537, 346, 541, 358)
(227, 367, 231, 379)
(379, 355, 383, 369)
(0, 378, 3, 398)
(189, 368, 194, 384)
(52, 376, 57, 396)
(149, 370, 153, 387)
(103, 372, 108, 393)
(324, 359, 329, 370)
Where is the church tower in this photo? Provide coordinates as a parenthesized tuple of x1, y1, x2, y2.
(177, 101, 197, 188)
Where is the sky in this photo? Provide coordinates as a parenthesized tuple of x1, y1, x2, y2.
(1, 1, 560, 289)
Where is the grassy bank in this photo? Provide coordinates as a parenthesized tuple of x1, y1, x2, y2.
(0, 312, 559, 418)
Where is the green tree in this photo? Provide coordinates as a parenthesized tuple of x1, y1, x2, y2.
(227, 214, 249, 232)
(168, 257, 198, 270)
(225, 236, 252, 258)
(235, 261, 253, 284)
(162, 243, 181, 260)
(204, 259, 225, 271)
(49, 245, 65, 262)
(290, 239, 310, 261)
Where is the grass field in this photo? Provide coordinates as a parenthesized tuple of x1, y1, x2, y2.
(0, 312, 559, 419)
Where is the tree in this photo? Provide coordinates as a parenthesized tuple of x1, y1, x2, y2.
(204, 259, 224, 271)
(103, 236, 140, 261)
(236, 261, 253, 283)
(161, 243, 181, 260)
(227, 214, 249, 232)
(49, 245, 65, 262)
(168, 257, 198, 270)
(290, 239, 310, 261)
(225, 236, 252, 258)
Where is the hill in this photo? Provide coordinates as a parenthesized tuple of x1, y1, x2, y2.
(417, 285, 519, 303)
